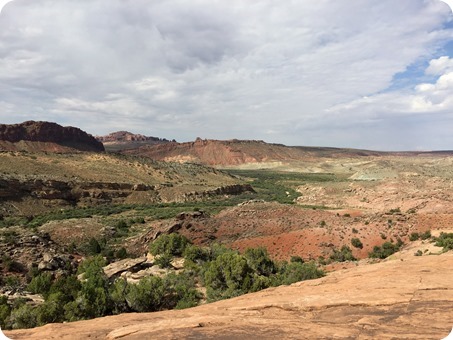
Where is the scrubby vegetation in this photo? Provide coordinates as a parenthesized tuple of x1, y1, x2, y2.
(433, 232, 453, 251)
(329, 245, 356, 262)
(368, 239, 404, 259)
(226, 170, 342, 205)
(351, 238, 363, 249)
(0, 234, 324, 330)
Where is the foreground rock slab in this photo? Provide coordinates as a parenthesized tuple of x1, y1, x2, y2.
(6, 253, 453, 339)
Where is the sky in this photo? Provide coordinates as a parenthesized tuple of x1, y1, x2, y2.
(0, 0, 452, 151)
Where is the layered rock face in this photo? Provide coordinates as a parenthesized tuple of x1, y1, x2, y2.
(122, 138, 387, 166)
(0, 177, 254, 213)
(96, 131, 169, 143)
(0, 121, 104, 152)
(6, 252, 453, 339)
(96, 131, 171, 152)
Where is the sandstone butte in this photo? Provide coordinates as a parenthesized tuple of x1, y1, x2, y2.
(5, 252, 453, 340)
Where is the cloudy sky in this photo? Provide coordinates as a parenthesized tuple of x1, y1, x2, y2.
(0, 0, 452, 150)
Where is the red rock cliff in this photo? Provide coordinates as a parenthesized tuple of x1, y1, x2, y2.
(0, 121, 104, 152)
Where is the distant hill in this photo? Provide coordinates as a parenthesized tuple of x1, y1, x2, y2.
(121, 138, 453, 167)
(0, 121, 104, 152)
(96, 131, 172, 152)
(121, 138, 386, 167)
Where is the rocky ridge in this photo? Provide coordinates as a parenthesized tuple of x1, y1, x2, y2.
(96, 131, 172, 152)
(122, 138, 338, 166)
(121, 137, 453, 167)
(0, 121, 104, 152)
(96, 131, 170, 143)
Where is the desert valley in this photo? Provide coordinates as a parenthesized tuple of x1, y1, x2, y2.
(0, 121, 452, 339)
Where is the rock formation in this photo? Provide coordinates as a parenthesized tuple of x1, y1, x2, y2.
(96, 131, 170, 144)
(96, 131, 171, 152)
(0, 177, 254, 214)
(121, 138, 387, 166)
(0, 121, 104, 152)
(6, 252, 453, 339)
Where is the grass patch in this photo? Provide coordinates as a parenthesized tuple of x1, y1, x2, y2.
(225, 170, 341, 204)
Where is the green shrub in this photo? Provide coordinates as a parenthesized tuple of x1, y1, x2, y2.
(115, 219, 129, 230)
(149, 233, 190, 257)
(203, 252, 252, 301)
(276, 261, 324, 285)
(48, 275, 81, 303)
(4, 276, 21, 289)
(164, 272, 201, 309)
(369, 241, 402, 259)
(27, 272, 53, 296)
(155, 253, 173, 268)
(0, 296, 11, 329)
(35, 293, 66, 326)
(409, 232, 420, 241)
(109, 278, 130, 314)
(351, 238, 363, 249)
(330, 245, 356, 262)
(243, 247, 276, 276)
(67, 255, 111, 320)
(420, 230, 432, 240)
(115, 247, 128, 259)
(125, 276, 166, 312)
(2, 230, 18, 244)
(434, 232, 453, 251)
(183, 244, 210, 264)
(290, 255, 304, 264)
(78, 238, 106, 256)
(9, 304, 37, 329)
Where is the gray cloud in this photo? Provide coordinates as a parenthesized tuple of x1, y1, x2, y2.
(0, 0, 452, 150)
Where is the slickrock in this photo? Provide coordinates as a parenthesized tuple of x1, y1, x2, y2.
(6, 253, 453, 339)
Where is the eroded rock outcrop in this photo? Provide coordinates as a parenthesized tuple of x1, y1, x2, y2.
(0, 121, 104, 152)
(96, 131, 171, 152)
(0, 178, 254, 215)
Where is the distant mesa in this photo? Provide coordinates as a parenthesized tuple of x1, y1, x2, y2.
(96, 131, 173, 152)
(121, 138, 386, 166)
(0, 121, 105, 152)
(120, 138, 453, 167)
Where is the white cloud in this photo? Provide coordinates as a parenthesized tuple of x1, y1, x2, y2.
(425, 56, 453, 75)
(0, 0, 452, 149)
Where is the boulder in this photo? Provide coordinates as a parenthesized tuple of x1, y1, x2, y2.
(103, 257, 147, 279)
